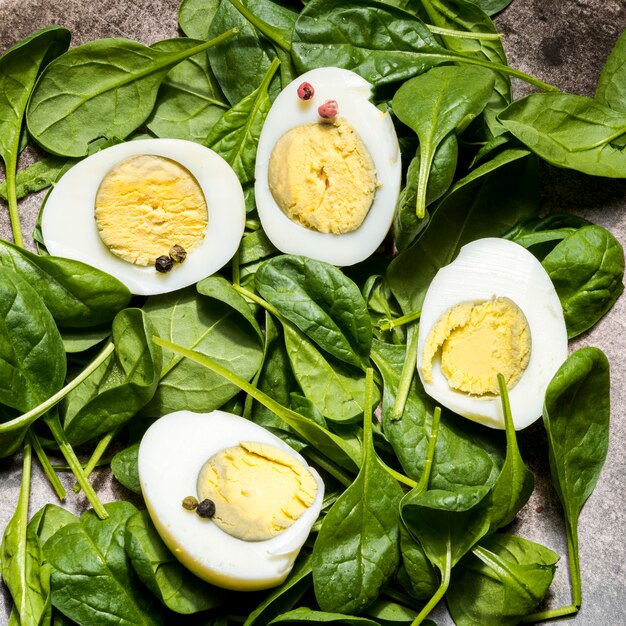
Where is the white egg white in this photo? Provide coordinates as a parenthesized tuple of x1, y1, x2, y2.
(138, 410, 324, 591)
(417, 238, 568, 430)
(255, 67, 401, 266)
(41, 138, 245, 296)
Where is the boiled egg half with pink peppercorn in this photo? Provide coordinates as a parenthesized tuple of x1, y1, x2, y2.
(255, 67, 401, 266)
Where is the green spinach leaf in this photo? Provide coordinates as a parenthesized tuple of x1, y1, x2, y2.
(498, 93, 626, 177)
(270, 608, 380, 624)
(0, 155, 74, 202)
(27, 33, 236, 156)
(311, 370, 403, 614)
(392, 65, 495, 218)
(596, 29, 626, 112)
(125, 509, 224, 614)
(44, 502, 162, 626)
(543, 347, 610, 609)
(541, 225, 625, 338)
(178, 0, 220, 39)
(447, 533, 559, 625)
(111, 443, 141, 495)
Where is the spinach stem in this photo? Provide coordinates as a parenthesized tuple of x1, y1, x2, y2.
(416, 406, 441, 494)
(416, 145, 431, 220)
(410, 556, 451, 626)
(232, 248, 241, 286)
(0, 341, 114, 435)
(427, 24, 504, 40)
(568, 519, 582, 607)
(14, 442, 32, 614)
(233, 283, 281, 318)
(378, 308, 421, 331)
(226, 0, 292, 52)
(379, 459, 417, 489)
(73, 427, 119, 494)
(28, 430, 66, 501)
(4, 153, 24, 248)
(302, 448, 353, 488)
(522, 604, 579, 622)
(44, 413, 108, 520)
(391, 325, 419, 420)
(363, 368, 374, 452)
(245, 219, 261, 231)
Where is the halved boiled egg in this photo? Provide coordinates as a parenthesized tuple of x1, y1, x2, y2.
(417, 238, 568, 430)
(41, 138, 245, 295)
(138, 410, 324, 591)
(255, 67, 401, 266)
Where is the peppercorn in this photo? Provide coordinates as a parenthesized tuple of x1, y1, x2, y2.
(169, 244, 187, 263)
(196, 498, 216, 519)
(182, 495, 198, 511)
(318, 99, 338, 119)
(155, 255, 173, 273)
(297, 81, 314, 100)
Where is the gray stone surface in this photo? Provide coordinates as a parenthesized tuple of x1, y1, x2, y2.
(0, 0, 625, 624)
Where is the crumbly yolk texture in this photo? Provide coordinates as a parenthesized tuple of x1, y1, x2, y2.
(95, 154, 207, 265)
(421, 297, 531, 396)
(268, 120, 377, 234)
(197, 442, 318, 541)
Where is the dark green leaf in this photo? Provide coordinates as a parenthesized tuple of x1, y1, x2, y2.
(111, 443, 141, 494)
(0, 155, 74, 202)
(396, 520, 439, 600)
(596, 29, 626, 112)
(178, 0, 220, 39)
(270, 608, 380, 624)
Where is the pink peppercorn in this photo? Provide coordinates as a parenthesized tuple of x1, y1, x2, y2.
(297, 82, 314, 100)
(318, 100, 338, 119)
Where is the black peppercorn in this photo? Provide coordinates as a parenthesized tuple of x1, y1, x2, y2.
(155, 255, 173, 273)
(196, 498, 216, 519)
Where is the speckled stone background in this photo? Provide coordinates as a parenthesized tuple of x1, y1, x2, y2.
(0, 1, 624, 624)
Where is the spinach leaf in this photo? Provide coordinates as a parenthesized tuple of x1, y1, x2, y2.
(111, 443, 141, 494)
(243, 555, 313, 626)
(447, 534, 559, 625)
(396, 520, 439, 600)
(0, 26, 70, 245)
(387, 149, 538, 315)
(27, 33, 236, 157)
(147, 38, 228, 143)
(543, 347, 610, 610)
(596, 29, 626, 112)
(61, 309, 162, 446)
(372, 340, 503, 491)
(401, 485, 492, 623)
(498, 93, 626, 177)
(240, 228, 279, 265)
(468, 0, 514, 15)
(44, 502, 163, 626)
(207, 57, 279, 184)
(1, 446, 51, 626)
(312, 370, 403, 614)
(392, 65, 495, 218)
(283, 324, 379, 423)
(178, 0, 220, 39)
(0, 155, 74, 202)
(0, 270, 66, 455)
(541, 225, 625, 338)
(125, 509, 224, 614)
(420, 0, 510, 135)
(61, 325, 110, 354)
(486, 375, 534, 532)
(394, 133, 457, 251)
(143, 288, 263, 415)
(270, 609, 380, 624)
(0, 239, 131, 328)
(256, 255, 372, 369)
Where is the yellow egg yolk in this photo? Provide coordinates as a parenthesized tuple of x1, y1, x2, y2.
(268, 119, 377, 234)
(196, 442, 318, 542)
(95, 154, 208, 265)
(421, 297, 531, 396)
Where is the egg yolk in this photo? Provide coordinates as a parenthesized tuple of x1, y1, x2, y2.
(421, 297, 531, 396)
(268, 120, 377, 234)
(95, 154, 208, 265)
(196, 442, 318, 541)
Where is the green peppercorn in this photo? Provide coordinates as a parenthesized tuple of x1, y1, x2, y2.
(196, 498, 216, 519)
(182, 495, 198, 511)
(169, 244, 187, 263)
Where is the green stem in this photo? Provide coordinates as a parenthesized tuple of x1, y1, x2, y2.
(363, 368, 374, 451)
(302, 448, 353, 488)
(28, 430, 66, 501)
(379, 458, 417, 489)
(416, 145, 431, 220)
(245, 219, 261, 231)
(427, 24, 503, 40)
(391, 325, 419, 420)
(410, 559, 451, 625)
(0, 341, 114, 436)
(73, 427, 119, 494)
(226, 0, 292, 52)
(568, 519, 582, 608)
(44, 413, 108, 520)
(379, 308, 421, 331)
(4, 154, 24, 248)
(233, 283, 281, 317)
(522, 604, 579, 623)
(416, 406, 441, 494)
(232, 248, 241, 287)
(14, 442, 32, 615)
